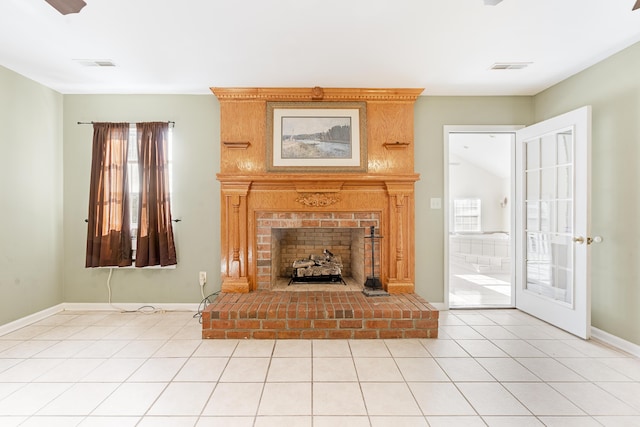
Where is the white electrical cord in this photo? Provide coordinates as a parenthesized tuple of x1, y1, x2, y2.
(107, 267, 114, 304)
(105, 267, 163, 314)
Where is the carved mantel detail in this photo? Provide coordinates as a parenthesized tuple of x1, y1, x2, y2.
(295, 192, 340, 207)
(311, 86, 324, 100)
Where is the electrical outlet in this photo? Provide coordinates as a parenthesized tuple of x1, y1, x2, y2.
(199, 271, 207, 286)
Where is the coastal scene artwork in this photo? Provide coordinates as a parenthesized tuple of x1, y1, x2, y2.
(281, 116, 352, 159)
(266, 102, 366, 172)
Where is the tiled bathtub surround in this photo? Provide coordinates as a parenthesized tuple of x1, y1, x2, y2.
(450, 233, 511, 274)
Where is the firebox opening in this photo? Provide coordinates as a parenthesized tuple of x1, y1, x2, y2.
(272, 227, 366, 289)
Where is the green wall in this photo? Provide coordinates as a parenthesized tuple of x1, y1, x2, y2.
(534, 42, 640, 345)
(63, 95, 220, 304)
(0, 66, 64, 324)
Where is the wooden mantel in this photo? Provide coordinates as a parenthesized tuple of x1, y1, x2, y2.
(212, 87, 423, 102)
(212, 87, 423, 294)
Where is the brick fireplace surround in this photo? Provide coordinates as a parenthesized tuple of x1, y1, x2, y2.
(202, 87, 438, 339)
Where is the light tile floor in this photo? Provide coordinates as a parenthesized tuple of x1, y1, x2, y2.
(0, 309, 639, 426)
(449, 261, 511, 307)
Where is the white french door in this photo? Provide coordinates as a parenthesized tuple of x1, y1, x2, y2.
(515, 106, 592, 339)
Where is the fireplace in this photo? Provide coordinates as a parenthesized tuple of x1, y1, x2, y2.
(278, 230, 354, 286)
(212, 87, 423, 295)
(202, 87, 439, 339)
(257, 212, 380, 290)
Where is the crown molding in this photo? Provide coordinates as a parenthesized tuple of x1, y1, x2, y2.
(211, 87, 424, 102)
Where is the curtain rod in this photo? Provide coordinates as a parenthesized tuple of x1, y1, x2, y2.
(77, 121, 175, 127)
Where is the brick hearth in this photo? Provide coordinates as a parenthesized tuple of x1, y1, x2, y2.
(201, 291, 439, 339)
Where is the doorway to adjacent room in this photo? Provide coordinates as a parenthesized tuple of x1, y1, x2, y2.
(445, 127, 517, 308)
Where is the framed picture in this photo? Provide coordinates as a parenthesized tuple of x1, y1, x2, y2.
(266, 101, 367, 172)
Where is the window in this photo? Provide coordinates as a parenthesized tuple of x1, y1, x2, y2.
(127, 125, 173, 262)
(86, 122, 176, 268)
(453, 198, 482, 232)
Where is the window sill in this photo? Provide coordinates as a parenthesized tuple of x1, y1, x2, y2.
(94, 264, 177, 270)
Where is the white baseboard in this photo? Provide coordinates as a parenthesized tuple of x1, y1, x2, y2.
(0, 303, 65, 337)
(591, 326, 640, 358)
(62, 302, 200, 312)
(0, 302, 200, 337)
(430, 302, 448, 311)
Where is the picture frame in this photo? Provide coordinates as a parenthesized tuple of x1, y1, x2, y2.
(266, 101, 367, 172)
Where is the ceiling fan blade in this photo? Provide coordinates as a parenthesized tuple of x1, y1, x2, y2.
(44, 0, 87, 15)
(634, 0, 640, 10)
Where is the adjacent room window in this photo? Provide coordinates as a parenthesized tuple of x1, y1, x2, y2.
(453, 198, 482, 232)
(86, 122, 176, 268)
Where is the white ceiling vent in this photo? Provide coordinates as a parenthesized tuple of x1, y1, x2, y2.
(74, 59, 116, 67)
(490, 62, 531, 70)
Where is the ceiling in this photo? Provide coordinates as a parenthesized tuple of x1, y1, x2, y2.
(449, 133, 512, 179)
(2, 0, 640, 95)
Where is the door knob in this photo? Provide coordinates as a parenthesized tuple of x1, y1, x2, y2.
(573, 236, 603, 245)
(587, 236, 603, 245)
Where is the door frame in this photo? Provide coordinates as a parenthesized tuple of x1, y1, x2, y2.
(443, 125, 522, 309)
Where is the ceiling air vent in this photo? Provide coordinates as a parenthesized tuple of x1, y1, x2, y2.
(490, 62, 531, 70)
(74, 59, 116, 67)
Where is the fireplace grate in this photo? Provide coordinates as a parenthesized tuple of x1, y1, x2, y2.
(288, 249, 347, 286)
(288, 274, 347, 285)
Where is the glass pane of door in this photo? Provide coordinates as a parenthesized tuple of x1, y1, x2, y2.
(524, 129, 574, 305)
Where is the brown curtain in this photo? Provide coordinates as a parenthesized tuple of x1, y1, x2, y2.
(135, 122, 177, 267)
(85, 123, 132, 267)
